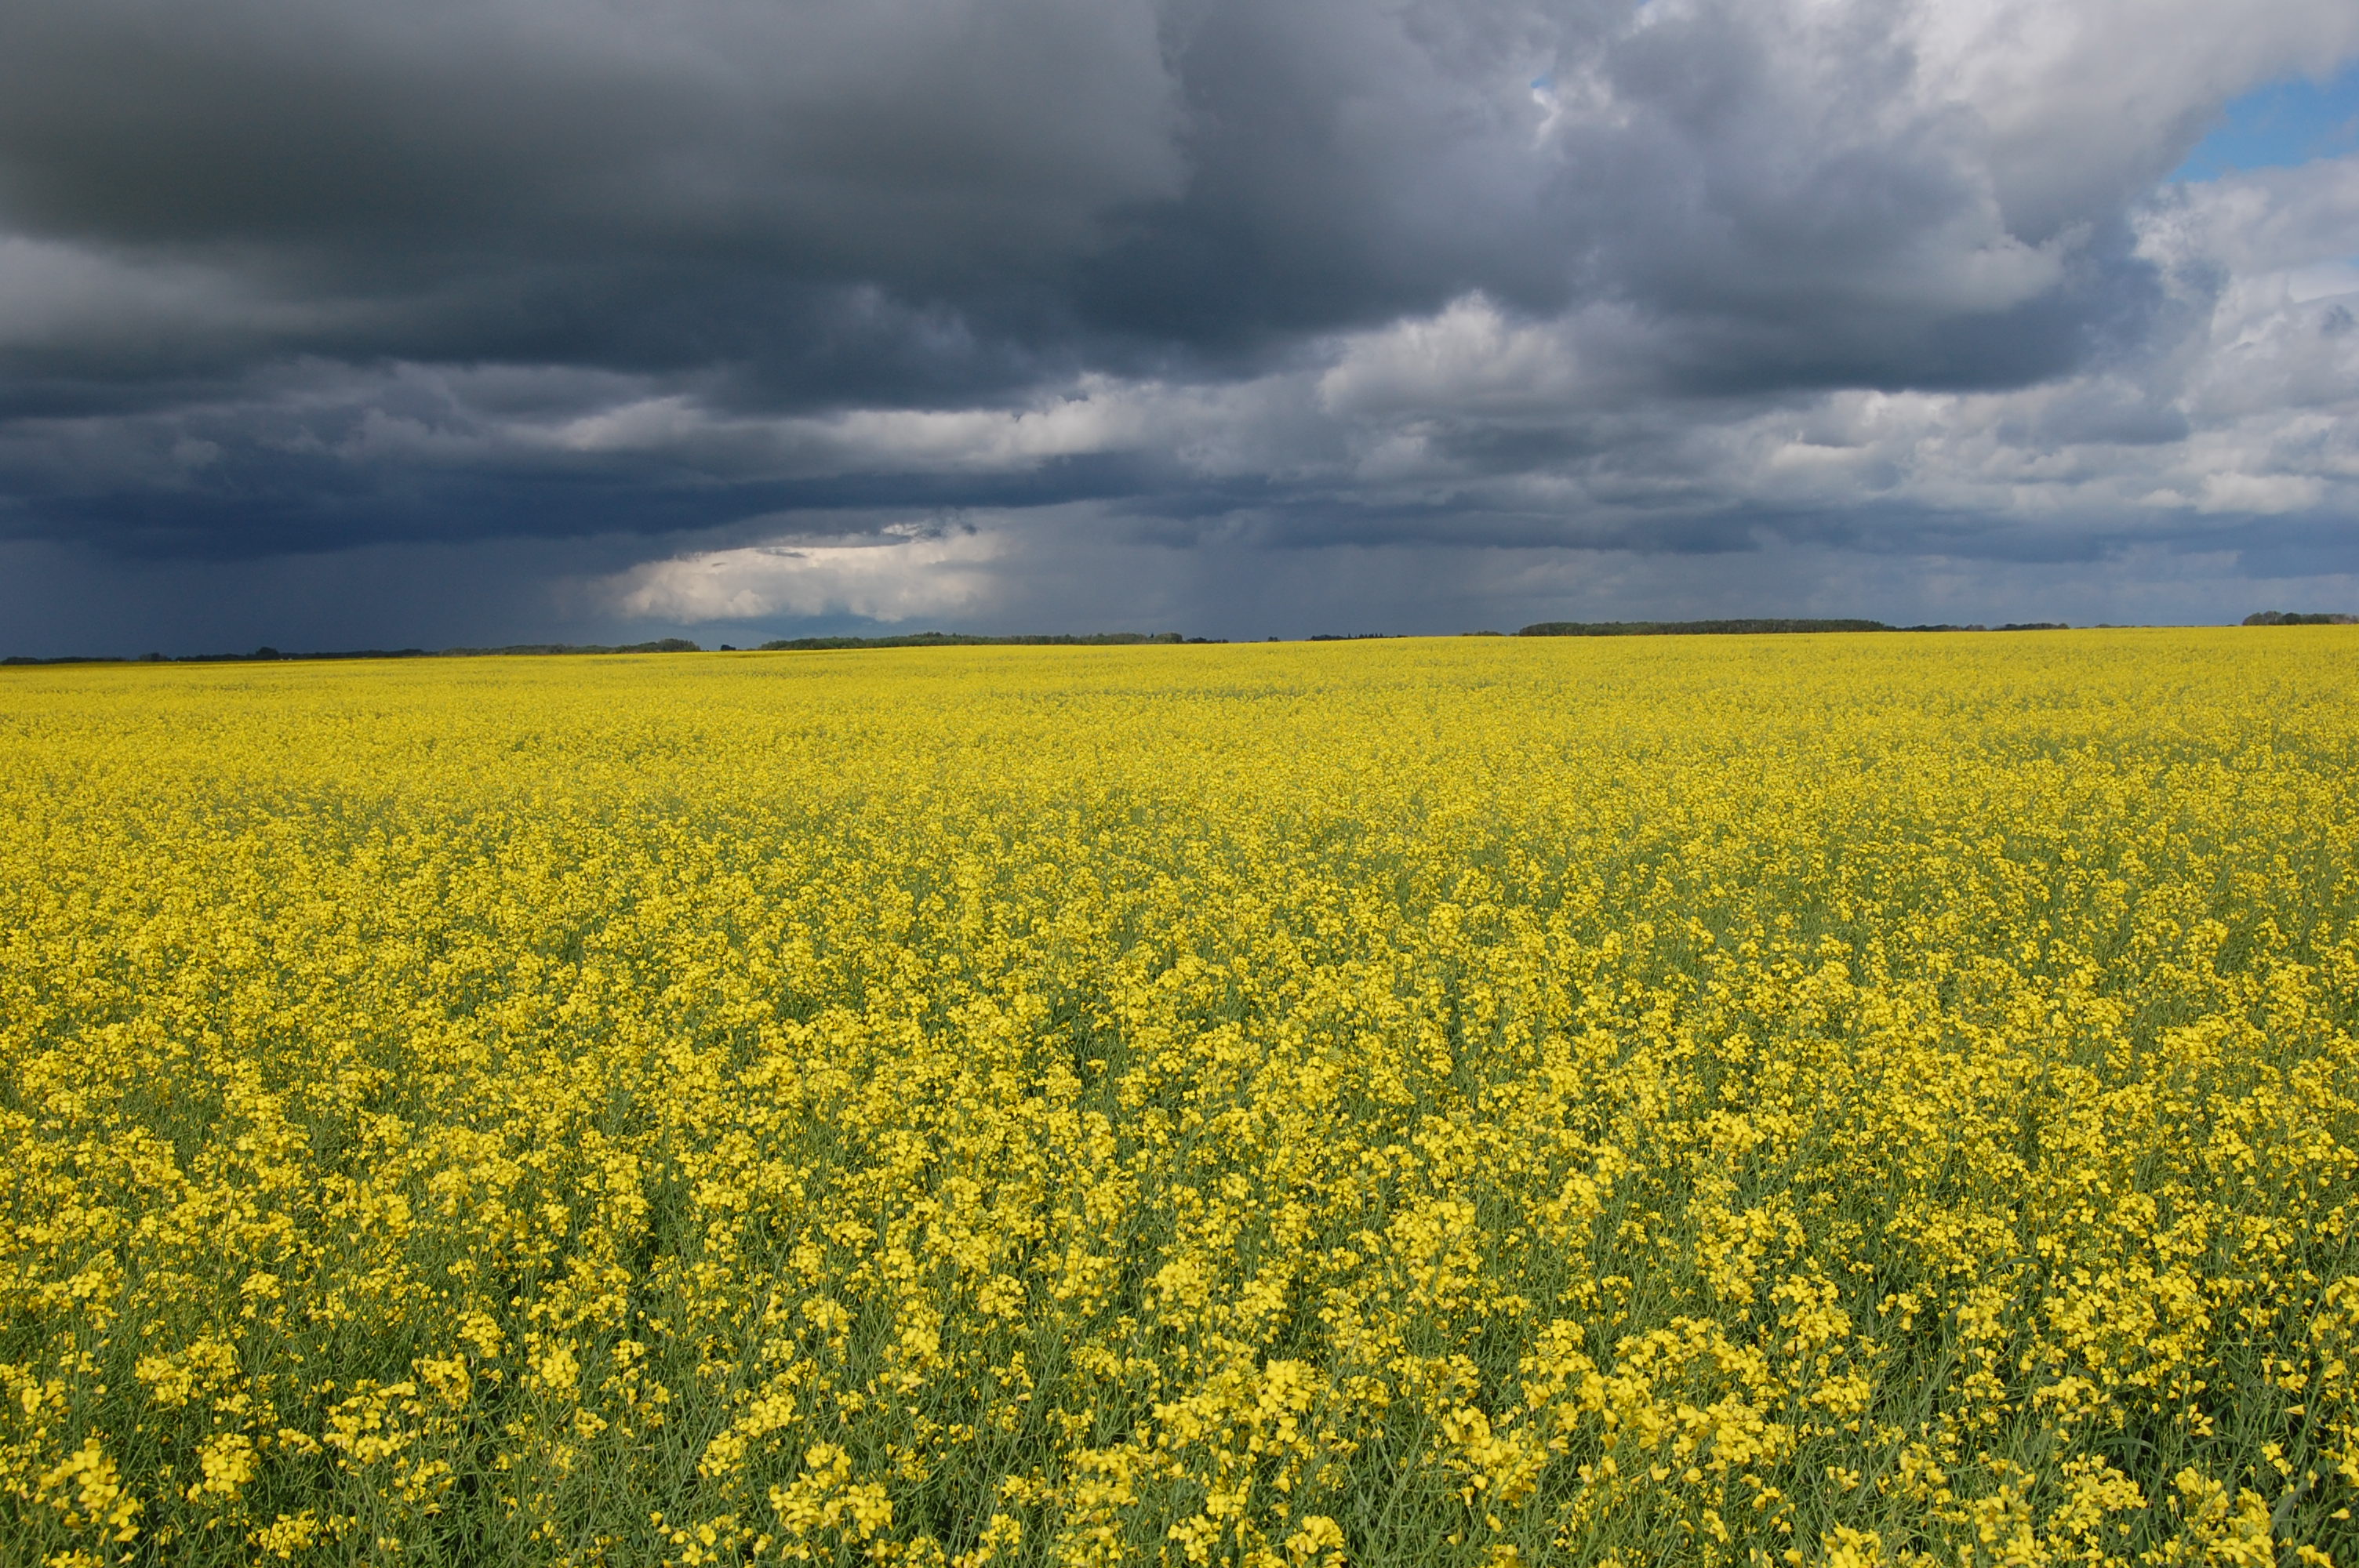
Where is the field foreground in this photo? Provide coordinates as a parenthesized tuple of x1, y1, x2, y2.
(4, 632, 2357, 1566)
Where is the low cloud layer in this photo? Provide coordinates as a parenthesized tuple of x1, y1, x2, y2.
(2, 0, 2355, 649)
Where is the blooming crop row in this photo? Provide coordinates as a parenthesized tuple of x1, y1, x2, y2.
(2, 630, 2356, 1566)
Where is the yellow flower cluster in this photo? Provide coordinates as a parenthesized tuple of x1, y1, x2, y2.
(2, 630, 2356, 1566)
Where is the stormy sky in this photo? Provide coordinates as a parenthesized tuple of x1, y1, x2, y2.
(2, 0, 2356, 652)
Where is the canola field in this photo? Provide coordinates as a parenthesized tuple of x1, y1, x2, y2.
(4, 630, 2358, 1568)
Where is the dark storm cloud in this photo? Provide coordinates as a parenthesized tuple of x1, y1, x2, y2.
(0, 0, 1185, 266)
(0, 0, 1606, 413)
(1, 0, 2357, 648)
(0, 0, 2216, 398)
(0, 0, 1189, 415)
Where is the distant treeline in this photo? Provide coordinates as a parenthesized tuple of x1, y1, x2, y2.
(440, 639, 705, 657)
(1518, 619, 1892, 637)
(1899, 622, 2071, 633)
(3, 633, 1208, 666)
(38, 615, 2354, 666)
(2, 639, 705, 667)
(759, 631, 1189, 650)
(1511, 619, 2092, 637)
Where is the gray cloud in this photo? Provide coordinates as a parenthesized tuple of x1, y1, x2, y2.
(1, 0, 2357, 648)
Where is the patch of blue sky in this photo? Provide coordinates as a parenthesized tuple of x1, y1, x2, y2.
(2172, 62, 2359, 181)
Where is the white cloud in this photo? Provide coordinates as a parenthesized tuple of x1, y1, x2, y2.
(529, 377, 1194, 477)
(607, 528, 1005, 622)
(2196, 471, 2325, 514)
(1318, 296, 1583, 417)
(1907, 0, 2359, 231)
